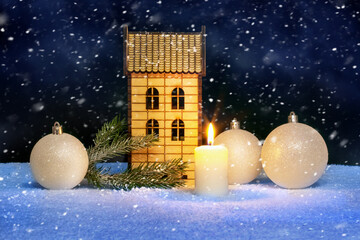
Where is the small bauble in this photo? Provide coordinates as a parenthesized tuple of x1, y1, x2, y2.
(30, 122, 89, 190)
(261, 112, 328, 189)
(214, 118, 262, 184)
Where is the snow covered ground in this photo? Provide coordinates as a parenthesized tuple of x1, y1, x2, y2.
(1, 163, 360, 239)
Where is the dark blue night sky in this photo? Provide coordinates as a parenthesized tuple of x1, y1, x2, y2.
(1, 0, 360, 164)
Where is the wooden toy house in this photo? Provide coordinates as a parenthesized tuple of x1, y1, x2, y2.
(123, 26, 206, 185)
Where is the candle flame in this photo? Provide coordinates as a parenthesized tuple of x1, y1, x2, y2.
(208, 123, 215, 145)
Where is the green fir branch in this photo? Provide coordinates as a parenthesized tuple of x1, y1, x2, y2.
(88, 134, 157, 164)
(85, 115, 189, 190)
(92, 115, 127, 148)
(87, 159, 188, 190)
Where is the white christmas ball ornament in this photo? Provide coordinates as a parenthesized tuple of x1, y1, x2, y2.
(30, 122, 89, 190)
(214, 119, 262, 184)
(261, 112, 328, 189)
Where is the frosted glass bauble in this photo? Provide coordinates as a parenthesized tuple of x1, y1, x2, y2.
(261, 123, 328, 189)
(214, 129, 262, 184)
(30, 133, 89, 189)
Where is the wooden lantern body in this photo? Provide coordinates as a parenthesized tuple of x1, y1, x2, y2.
(123, 26, 206, 186)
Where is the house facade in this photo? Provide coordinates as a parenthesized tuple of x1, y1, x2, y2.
(123, 26, 206, 185)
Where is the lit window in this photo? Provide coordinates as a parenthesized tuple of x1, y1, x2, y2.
(146, 88, 159, 110)
(171, 119, 185, 141)
(146, 119, 159, 136)
(171, 88, 185, 110)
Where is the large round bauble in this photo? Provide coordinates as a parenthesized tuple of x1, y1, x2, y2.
(261, 123, 328, 189)
(214, 129, 262, 184)
(30, 133, 89, 190)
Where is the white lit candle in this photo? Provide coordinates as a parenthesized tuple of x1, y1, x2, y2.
(195, 123, 228, 196)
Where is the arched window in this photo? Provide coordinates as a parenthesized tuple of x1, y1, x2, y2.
(171, 88, 185, 110)
(146, 88, 159, 110)
(146, 119, 159, 136)
(171, 119, 185, 141)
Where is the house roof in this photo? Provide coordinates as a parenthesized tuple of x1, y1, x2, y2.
(123, 26, 206, 76)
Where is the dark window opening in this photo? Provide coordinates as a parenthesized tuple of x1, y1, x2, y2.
(171, 97, 177, 109)
(179, 128, 185, 141)
(179, 97, 184, 109)
(171, 119, 185, 141)
(146, 88, 159, 110)
(171, 88, 185, 110)
(181, 175, 188, 179)
(146, 119, 159, 136)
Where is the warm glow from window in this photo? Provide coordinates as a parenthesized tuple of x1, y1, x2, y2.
(208, 123, 214, 145)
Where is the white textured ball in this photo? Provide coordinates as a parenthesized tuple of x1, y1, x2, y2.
(30, 133, 89, 190)
(214, 129, 262, 184)
(261, 123, 328, 189)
